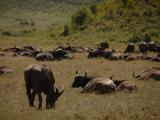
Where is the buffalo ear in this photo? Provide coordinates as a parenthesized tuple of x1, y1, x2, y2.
(109, 75, 114, 80)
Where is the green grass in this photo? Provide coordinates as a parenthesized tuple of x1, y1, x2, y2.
(0, 52, 160, 120)
(0, 0, 160, 119)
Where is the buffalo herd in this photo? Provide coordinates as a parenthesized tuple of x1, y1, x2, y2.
(0, 41, 160, 62)
(22, 63, 159, 109)
(0, 41, 160, 109)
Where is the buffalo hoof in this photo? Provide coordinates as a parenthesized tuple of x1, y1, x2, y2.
(38, 106, 42, 110)
(46, 106, 50, 109)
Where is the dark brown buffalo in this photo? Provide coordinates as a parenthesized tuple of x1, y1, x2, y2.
(24, 64, 64, 109)
(72, 72, 116, 94)
(88, 49, 105, 58)
(139, 42, 148, 54)
(124, 43, 135, 53)
(36, 52, 54, 61)
(51, 49, 73, 60)
(148, 42, 156, 52)
(133, 67, 160, 80)
(155, 44, 160, 52)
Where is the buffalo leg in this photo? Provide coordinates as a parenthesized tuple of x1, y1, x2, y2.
(26, 86, 32, 106)
(46, 95, 50, 109)
(38, 92, 43, 110)
(30, 90, 37, 107)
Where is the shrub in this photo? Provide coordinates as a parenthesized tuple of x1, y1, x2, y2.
(90, 5, 97, 14)
(121, 0, 128, 6)
(104, 9, 114, 20)
(143, 9, 152, 17)
(71, 7, 93, 30)
(63, 24, 70, 36)
(31, 22, 35, 26)
(128, 33, 142, 43)
(144, 33, 151, 43)
(2, 31, 13, 36)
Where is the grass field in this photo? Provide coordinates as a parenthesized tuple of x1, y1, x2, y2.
(0, 50, 160, 120)
(0, 0, 160, 120)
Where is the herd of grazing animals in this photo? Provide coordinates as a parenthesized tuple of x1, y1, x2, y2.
(0, 41, 160, 109)
(0, 41, 160, 62)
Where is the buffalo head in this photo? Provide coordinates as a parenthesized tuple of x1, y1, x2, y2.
(49, 87, 64, 108)
(72, 71, 88, 88)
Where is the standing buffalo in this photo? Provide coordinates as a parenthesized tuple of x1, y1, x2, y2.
(24, 64, 64, 109)
(139, 42, 148, 54)
(72, 72, 116, 94)
(133, 67, 160, 80)
(124, 43, 135, 53)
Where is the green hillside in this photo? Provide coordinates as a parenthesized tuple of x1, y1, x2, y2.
(70, 0, 160, 43)
(0, 0, 159, 47)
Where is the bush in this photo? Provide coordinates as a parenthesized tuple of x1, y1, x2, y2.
(2, 31, 13, 36)
(90, 5, 97, 14)
(63, 24, 70, 36)
(144, 33, 151, 43)
(128, 33, 142, 43)
(121, 0, 128, 6)
(31, 22, 35, 26)
(71, 7, 93, 30)
(104, 9, 114, 20)
(143, 9, 152, 17)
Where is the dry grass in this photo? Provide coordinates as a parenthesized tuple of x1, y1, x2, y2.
(0, 50, 160, 120)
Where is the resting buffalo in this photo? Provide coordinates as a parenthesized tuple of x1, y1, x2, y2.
(36, 52, 54, 61)
(151, 57, 160, 62)
(72, 72, 116, 94)
(125, 54, 145, 61)
(124, 43, 135, 53)
(139, 42, 148, 54)
(133, 67, 160, 80)
(148, 42, 156, 52)
(0, 66, 13, 75)
(24, 64, 64, 109)
(51, 49, 73, 60)
(115, 80, 137, 93)
(109, 52, 123, 61)
(155, 44, 160, 52)
(58, 43, 77, 53)
(88, 49, 105, 58)
(0, 52, 5, 56)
